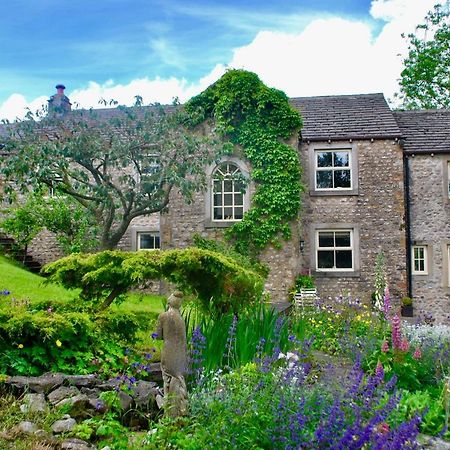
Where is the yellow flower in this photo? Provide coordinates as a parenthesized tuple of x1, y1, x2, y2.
(18, 344, 24, 349)
(56, 340, 62, 347)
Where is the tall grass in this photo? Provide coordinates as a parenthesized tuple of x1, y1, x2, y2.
(185, 303, 291, 372)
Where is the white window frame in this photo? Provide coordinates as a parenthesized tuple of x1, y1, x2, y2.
(211, 162, 246, 222)
(412, 245, 428, 275)
(136, 231, 160, 251)
(448, 245, 450, 287)
(447, 161, 450, 199)
(314, 149, 352, 191)
(135, 154, 161, 189)
(316, 229, 354, 272)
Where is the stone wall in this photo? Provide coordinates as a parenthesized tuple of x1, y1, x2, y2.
(160, 144, 302, 302)
(117, 214, 160, 251)
(407, 154, 450, 319)
(28, 229, 64, 265)
(299, 139, 407, 305)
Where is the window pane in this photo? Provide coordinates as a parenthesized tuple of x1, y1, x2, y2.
(223, 207, 233, 219)
(318, 231, 334, 248)
(334, 170, 351, 188)
(335, 231, 350, 247)
(223, 180, 233, 192)
(333, 152, 349, 167)
(234, 193, 243, 205)
(336, 250, 352, 268)
(235, 180, 245, 193)
(317, 152, 332, 167)
(448, 162, 450, 198)
(318, 250, 334, 268)
(317, 171, 333, 189)
(234, 207, 243, 219)
(414, 259, 420, 272)
(224, 194, 233, 206)
(213, 181, 221, 193)
(414, 247, 423, 260)
(138, 233, 159, 250)
(154, 235, 160, 249)
(214, 194, 222, 207)
(214, 208, 223, 220)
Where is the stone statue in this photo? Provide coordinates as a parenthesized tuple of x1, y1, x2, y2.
(155, 290, 188, 417)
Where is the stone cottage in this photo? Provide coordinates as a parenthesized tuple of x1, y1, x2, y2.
(394, 110, 450, 319)
(1, 88, 449, 318)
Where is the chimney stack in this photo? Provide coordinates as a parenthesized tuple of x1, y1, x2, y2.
(48, 84, 72, 116)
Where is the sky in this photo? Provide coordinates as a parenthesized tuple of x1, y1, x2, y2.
(0, 0, 442, 121)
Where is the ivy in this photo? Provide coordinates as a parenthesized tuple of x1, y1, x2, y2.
(186, 69, 303, 255)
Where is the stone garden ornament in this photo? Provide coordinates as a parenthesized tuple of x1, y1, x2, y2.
(155, 291, 188, 417)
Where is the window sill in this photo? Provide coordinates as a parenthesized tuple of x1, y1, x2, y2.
(204, 220, 239, 229)
(309, 189, 359, 197)
(312, 270, 360, 278)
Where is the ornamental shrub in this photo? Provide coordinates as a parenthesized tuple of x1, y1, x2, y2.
(0, 297, 141, 376)
(43, 248, 265, 316)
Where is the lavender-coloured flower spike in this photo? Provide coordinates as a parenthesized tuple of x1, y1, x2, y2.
(375, 360, 384, 380)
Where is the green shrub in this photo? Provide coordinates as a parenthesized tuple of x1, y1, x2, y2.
(43, 248, 265, 316)
(0, 300, 140, 376)
(289, 274, 315, 300)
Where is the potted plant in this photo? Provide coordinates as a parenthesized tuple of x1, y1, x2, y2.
(401, 296, 414, 317)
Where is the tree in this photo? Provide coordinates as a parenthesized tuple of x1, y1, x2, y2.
(1, 191, 97, 257)
(0, 100, 226, 250)
(397, 4, 450, 109)
(43, 248, 265, 315)
(0, 195, 43, 261)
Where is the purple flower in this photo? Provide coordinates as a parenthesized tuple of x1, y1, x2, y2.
(375, 360, 384, 380)
(151, 332, 158, 339)
(391, 314, 402, 350)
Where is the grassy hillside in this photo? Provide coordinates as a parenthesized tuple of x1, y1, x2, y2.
(0, 255, 77, 302)
(0, 254, 164, 314)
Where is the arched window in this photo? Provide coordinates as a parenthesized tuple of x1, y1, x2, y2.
(212, 162, 246, 221)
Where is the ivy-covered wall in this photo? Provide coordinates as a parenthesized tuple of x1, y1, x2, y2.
(186, 70, 303, 256)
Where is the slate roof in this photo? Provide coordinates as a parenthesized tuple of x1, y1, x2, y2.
(394, 110, 450, 154)
(290, 93, 402, 141)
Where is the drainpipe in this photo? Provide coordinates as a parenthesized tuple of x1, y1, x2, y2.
(403, 151, 413, 298)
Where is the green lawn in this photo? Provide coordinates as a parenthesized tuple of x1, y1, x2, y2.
(0, 254, 165, 314)
(0, 255, 77, 302)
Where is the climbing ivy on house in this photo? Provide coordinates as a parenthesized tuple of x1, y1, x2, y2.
(186, 70, 303, 255)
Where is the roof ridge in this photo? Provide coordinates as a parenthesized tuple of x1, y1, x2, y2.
(290, 93, 384, 101)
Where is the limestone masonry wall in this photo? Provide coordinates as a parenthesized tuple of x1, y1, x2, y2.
(299, 139, 407, 305)
(407, 154, 450, 319)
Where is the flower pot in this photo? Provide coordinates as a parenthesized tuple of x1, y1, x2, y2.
(401, 305, 413, 317)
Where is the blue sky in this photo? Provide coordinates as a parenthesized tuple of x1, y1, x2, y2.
(0, 0, 439, 120)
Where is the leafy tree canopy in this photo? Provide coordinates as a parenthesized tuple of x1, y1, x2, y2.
(43, 248, 265, 316)
(1, 99, 227, 250)
(397, 5, 450, 109)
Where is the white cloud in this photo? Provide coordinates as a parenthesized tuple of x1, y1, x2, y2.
(0, 93, 48, 122)
(0, 0, 443, 121)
